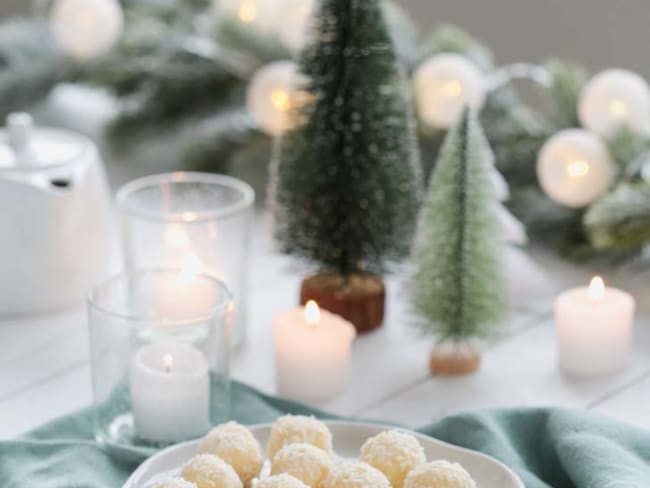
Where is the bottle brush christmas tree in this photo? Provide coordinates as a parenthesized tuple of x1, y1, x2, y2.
(271, 0, 421, 333)
(411, 108, 507, 374)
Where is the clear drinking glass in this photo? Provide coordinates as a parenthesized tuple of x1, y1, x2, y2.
(117, 172, 254, 347)
(88, 269, 232, 450)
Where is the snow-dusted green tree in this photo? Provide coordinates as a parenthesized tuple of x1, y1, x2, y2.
(271, 0, 421, 278)
(411, 108, 507, 371)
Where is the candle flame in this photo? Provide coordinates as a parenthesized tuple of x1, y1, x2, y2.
(441, 80, 463, 98)
(567, 159, 590, 178)
(589, 276, 605, 304)
(304, 300, 320, 327)
(238, 1, 257, 22)
(608, 99, 628, 119)
(162, 354, 173, 373)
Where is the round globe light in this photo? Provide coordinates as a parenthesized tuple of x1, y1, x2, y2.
(215, 0, 282, 32)
(246, 61, 302, 135)
(537, 129, 616, 208)
(578, 69, 650, 136)
(50, 0, 123, 61)
(413, 53, 486, 129)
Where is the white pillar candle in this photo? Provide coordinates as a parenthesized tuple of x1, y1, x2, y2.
(273, 301, 356, 401)
(555, 276, 635, 378)
(130, 342, 210, 443)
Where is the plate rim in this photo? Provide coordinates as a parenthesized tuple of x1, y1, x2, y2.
(123, 419, 524, 488)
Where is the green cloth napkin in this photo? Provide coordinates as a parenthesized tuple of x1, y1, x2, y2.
(2, 381, 650, 487)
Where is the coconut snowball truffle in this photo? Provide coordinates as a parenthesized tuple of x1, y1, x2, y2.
(154, 478, 198, 488)
(267, 415, 333, 459)
(271, 443, 334, 488)
(181, 454, 243, 488)
(360, 429, 426, 488)
(200, 422, 264, 484)
(404, 461, 477, 488)
(323, 462, 391, 488)
(254, 474, 310, 488)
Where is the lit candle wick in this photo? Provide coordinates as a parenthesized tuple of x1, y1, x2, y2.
(304, 300, 320, 328)
(162, 354, 173, 374)
(589, 276, 605, 305)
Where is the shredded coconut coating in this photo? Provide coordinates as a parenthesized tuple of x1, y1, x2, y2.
(360, 430, 426, 488)
(254, 474, 310, 488)
(404, 461, 476, 488)
(200, 422, 264, 484)
(271, 443, 334, 488)
(181, 454, 243, 488)
(267, 415, 333, 459)
(323, 462, 391, 488)
(154, 477, 198, 488)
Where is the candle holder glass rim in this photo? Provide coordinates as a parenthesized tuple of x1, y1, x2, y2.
(116, 171, 255, 223)
(87, 268, 233, 327)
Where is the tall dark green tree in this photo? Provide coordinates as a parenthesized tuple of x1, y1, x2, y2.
(411, 108, 507, 343)
(271, 0, 421, 278)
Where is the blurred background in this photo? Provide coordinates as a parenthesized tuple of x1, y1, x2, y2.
(2, 0, 650, 77)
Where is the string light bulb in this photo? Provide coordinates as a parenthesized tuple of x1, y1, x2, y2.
(246, 61, 302, 135)
(578, 69, 650, 136)
(536, 129, 615, 208)
(50, 0, 123, 61)
(413, 53, 486, 129)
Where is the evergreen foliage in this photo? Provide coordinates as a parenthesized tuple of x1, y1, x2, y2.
(412, 109, 506, 341)
(271, 0, 421, 277)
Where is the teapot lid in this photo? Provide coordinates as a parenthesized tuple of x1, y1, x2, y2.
(0, 113, 91, 172)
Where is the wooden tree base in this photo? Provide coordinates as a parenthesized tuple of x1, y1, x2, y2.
(429, 342, 481, 376)
(300, 273, 385, 334)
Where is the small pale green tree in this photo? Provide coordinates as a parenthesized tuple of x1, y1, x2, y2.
(411, 108, 507, 343)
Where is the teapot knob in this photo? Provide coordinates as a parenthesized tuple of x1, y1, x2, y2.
(7, 112, 34, 163)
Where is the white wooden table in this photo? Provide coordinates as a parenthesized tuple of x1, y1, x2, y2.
(2, 219, 650, 439)
(2, 86, 650, 439)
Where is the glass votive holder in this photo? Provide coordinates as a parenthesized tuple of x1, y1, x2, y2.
(88, 269, 232, 450)
(117, 172, 254, 348)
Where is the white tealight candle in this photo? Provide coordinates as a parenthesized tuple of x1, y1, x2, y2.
(130, 342, 210, 443)
(273, 300, 356, 401)
(555, 276, 635, 378)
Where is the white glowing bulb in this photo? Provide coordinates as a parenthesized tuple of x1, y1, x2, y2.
(50, 0, 123, 61)
(215, 0, 281, 31)
(162, 354, 174, 373)
(304, 300, 320, 327)
(413, 53, 486, 129)
(246, 61, 302, 135)
(578, 69, 650, 136)
(537, 129, 615, 208)
(589, 276, 606, 304)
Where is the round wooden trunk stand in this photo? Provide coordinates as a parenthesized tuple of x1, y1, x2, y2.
(300, 273, 385, 334)
(429, 342, 481, 376)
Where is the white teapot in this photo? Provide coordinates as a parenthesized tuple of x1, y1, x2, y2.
(0, 113, 112, 316)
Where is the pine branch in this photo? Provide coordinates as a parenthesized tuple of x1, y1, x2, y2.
(544, 59, 586, 129)
(419, 24, 494, 72)
(585, 183, 650, 251)
(0, 20, 70, 118)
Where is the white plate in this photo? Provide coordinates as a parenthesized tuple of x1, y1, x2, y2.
(123, 420, 524, 488)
